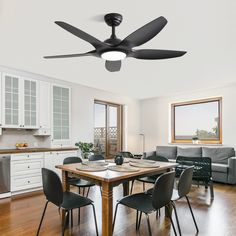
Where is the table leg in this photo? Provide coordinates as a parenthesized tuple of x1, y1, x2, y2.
(123, 181, 130, 196)
(102, 182, 113, 236)
(61, 171, 70, 224)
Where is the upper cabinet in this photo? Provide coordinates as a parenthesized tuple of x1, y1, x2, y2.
(1, 73, 39, 129)
(51, 85, 71, 146)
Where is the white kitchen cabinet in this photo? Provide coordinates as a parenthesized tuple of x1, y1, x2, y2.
(0, 73, 2, 134)
(44, 150, 78, 178)
(1, 73, 39, 129)
(34, 81, 51, 136)
(51, 85, 71, 146)
(11, 153, 44, 193)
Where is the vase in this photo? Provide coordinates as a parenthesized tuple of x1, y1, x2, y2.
(114, 155, 124, 165)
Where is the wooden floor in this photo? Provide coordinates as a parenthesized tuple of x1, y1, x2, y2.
(0, 182, 236, 236)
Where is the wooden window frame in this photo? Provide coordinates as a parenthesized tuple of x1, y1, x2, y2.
(171, 97, 222, 144)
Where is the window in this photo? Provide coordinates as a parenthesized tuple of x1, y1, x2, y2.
(171, 97, 222, 144)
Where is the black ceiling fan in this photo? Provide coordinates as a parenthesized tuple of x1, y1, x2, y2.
(44, 13, 186, 72)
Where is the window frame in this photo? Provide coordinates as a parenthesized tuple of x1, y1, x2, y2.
(171, 97, 222, 144)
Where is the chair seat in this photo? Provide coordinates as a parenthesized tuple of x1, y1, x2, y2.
(118, 193, 154, 214)
(61, 192, 92, 210)
(68, 178, 95, 187)
(171, 189, 181, 201)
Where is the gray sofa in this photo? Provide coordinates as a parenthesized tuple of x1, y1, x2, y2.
(144, 146, 236, 184)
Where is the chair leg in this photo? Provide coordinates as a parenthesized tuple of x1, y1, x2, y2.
(130, 180, 135, 194)
(78, 187, 81, 194)
(91, 204, 99, 236)
(62, 211, 69, 236)
(36, 201, 49, 236)
(70, 210, 73, 227)
(185, 196, 199, 233)
(86, 187, 91, 197)
(166, 205, 177, 236)
(171, 202, 182, 236)
(145, 213, 152, 236)
(113, 203, 120, 233)
(138, 211, 142, 230)
(143, 182, 145, 191)
(136, 211, 140, 230)
(78, 208, 80, 225)
(209, 179, 214, 199)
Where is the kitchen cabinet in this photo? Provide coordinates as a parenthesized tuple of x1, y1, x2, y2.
(34, 81, 51, 136)
(44, 150, 78, 178)
(11, 153, 44, 194)
(51, 85, 71, 146)
(0, 73, 2, 134)
(1, 73, 39, 129)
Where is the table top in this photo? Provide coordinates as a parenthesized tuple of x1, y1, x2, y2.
(56, 160, 177, 183)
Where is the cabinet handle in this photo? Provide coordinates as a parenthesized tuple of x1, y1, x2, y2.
(0, 124, 2, 126)
(28, 166, 30, 168)
(28, 181, 30, 183)
(27, 155, 29, 158)
(22, 125, 24, 127)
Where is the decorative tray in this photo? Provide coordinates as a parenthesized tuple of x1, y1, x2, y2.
(76, 164, 107, 172)
(129, 161, 159, 168)
(108, 165, 140, 172)
(130, 159, 156, 164)
(82, 161, 108, 167)
(105, 158, 129, 164)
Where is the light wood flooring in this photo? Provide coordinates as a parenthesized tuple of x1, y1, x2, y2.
(0, 182, 236, 236)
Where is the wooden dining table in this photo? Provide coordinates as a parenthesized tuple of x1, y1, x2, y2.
(56, 160, 177, 236)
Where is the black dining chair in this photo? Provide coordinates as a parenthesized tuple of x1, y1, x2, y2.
(63, 157, 95, 197)
(113, 171, 177, 236)
(88, 154, 105, 161)
(130, 155, 169, 194)
(171, 166, 199, 236)
(36, 168, 98, 236)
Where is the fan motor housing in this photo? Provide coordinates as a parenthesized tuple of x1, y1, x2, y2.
(104, 13, 123, 27)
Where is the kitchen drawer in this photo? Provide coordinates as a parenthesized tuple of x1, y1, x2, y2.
(11, 174, 42, 192)
(11, 153, 44, 161)
(11, 159, 44, 176)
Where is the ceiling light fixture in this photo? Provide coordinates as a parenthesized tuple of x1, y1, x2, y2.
(101, 51, 126, 61)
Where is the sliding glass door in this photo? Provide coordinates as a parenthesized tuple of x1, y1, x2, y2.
(94, 101, 122, 158)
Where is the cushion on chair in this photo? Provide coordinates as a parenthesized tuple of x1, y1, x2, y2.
(202, 147, 235, 164)
(156, 146, 177, 159)
(177, 147, 202, 157)
(211, 163, 228, 173)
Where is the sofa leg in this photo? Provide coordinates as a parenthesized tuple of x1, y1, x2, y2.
(209, 179, 214, 199)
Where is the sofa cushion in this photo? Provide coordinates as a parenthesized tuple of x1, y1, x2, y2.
(212, 163, 228, 173)
(202, 147, 235, 164)
(177, 147, 202, 157)
(156, 146, 177, 159)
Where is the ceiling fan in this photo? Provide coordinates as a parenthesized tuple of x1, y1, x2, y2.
(44, 13, 186, 72)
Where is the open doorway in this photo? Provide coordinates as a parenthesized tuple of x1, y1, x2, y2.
(94, 100, 122, 158)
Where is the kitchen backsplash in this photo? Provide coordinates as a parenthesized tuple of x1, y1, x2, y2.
(0, 129, 51, 149)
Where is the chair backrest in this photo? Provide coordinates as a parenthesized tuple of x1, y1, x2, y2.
(41, 168, 63, 207)
(178, 166, 194, 198)
(117, 151, 134, 158)
(63, 156, 82, 165)
(152, 171, 175, 210)
(88, 154, 104, 161)
(146, 155, 169, 162)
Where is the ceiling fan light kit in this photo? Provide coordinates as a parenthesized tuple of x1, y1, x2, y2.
(44, 13, 186, 72)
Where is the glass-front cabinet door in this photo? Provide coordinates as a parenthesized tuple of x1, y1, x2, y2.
(2, 74, 20, 127)
(23, 79, 38, 128)
(52, 85, 70, 146)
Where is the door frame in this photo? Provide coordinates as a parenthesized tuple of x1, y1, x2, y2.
(94, 100, 123, 158)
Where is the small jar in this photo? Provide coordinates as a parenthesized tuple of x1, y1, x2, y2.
(114, 155, 124, 165)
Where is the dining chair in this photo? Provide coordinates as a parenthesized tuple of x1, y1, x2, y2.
(63, 156, 95, 197)
(88, 154, 104, 161)
(36, 168, 98, 236)
(130, 155, 169, 194)
(171, 166, 199, 236)
(113, 171, 177, 236)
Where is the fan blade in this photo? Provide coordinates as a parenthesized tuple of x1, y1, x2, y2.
(120, 16, 167, 48)
(105, 60, 121, 72)
(44, 50, 96, 59)
(55, 21, 107, 49)
(131, 49, 186, 60)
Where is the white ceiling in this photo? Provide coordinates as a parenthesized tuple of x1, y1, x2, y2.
(0, 0, 235, 99)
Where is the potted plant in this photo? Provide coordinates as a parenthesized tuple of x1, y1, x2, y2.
(75, 141, 94, 159)
(192, 136, 199, 144)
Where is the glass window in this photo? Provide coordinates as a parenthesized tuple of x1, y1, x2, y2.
(172, 98, 222, 144)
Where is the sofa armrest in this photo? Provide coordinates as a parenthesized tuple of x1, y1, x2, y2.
(228, 157, 236, 184)
(143, 151, 156, 159)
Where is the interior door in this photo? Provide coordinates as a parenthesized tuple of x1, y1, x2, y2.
(94, 101, 122, 158)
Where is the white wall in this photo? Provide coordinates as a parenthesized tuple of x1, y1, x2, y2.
(140, 84, 236, 151)
(0, 65, 141, 153)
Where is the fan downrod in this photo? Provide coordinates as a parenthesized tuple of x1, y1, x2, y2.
(104, 13, 123, 27)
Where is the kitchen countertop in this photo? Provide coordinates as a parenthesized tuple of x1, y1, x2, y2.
(0, 147, 78, 154)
